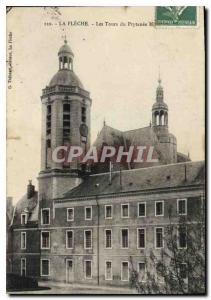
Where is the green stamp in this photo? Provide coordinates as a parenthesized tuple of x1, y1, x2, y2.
(155, 6, 197, 26)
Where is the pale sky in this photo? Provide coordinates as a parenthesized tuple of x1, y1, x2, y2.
(7, 7, 205, 203)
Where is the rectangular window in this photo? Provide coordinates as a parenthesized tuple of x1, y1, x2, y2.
(121, 228, 129, 248)
(138, 202, 146, 217)
(21, 213, 27, 225)
(121, 204, 129, 218)
(41, 259, 50, 276)
(155, 201, 164, 216)
(121, 261, 129, 281)
(105, 205, 112, 219)
(177, 199, 187, 215)
(138, 262, 146, 282)
(178, 226, 187, 249)
(21, 232, 26, 249)
(84, 260, 92, 279)
(179, 263, 187, 279)
(85, 206, 92, 220)
(41, 208, 50, 225)
(105, 261, 112, 280)
(155, 227, 164, 248)
(84, 230, 92, 249)
(105, 229, 112, 249)
(67, 208, 74, 221)
(137, 228, 145, 249)
(41, 231, 50, 249)
(21, 258, 26, 277)
(66, 230, 74, 249)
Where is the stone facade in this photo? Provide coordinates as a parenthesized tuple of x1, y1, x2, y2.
(8, 40, 205, 290)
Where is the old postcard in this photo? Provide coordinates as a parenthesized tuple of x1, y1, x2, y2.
(6, 6, 205, 294)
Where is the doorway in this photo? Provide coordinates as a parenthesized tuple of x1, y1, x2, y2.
(66, 259, 74, 283)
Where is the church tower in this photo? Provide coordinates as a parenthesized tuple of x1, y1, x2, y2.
(152, 76, 177, 164)
(38, 40, 92, 199)
(152, 76, 168, 130)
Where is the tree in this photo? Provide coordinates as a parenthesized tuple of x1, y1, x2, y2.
(129, 200, 205, 295)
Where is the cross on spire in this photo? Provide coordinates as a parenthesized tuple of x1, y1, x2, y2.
(62, 34, 67, 44)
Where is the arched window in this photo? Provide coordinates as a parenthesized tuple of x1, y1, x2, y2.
(164, 112, 168, 126)
(154, 112, 159, 126)
(160, 110, 165, 126)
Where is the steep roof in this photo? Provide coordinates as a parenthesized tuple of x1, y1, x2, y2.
(93, 125, 124, 147)
(63, 161, 205, 199)
(94, 124, 158, 148)
(12, 192, 38, 225)
(123, 126, 158, 146)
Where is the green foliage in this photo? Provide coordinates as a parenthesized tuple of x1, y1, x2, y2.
(129, 202, 205, 294)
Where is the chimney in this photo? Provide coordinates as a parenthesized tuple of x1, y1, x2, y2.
(27, 180, 35, 199)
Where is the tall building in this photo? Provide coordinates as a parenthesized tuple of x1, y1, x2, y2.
(8, 40, 205, 291)
(39, 39, 92, 200)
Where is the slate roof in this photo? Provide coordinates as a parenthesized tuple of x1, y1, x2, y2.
(49, 69, 84, 89)
(93, 125, 125, 148)
(92, 124, 178, 172)
(12, 192, 38, 225)
(123, 126, 158, 146)
(63, 161, 205, 199)
(94, 125, 158, 148)
(177, 152, 191, 162)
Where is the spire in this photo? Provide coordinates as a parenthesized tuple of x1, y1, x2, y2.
(156, 69, 164, 102)
(64, 35, 67, 44)
(158, 66, 161, 85)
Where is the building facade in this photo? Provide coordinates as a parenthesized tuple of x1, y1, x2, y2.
(8, 40, 205, 291)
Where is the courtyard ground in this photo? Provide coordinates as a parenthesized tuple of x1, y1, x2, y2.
(9, 280, 138, 295)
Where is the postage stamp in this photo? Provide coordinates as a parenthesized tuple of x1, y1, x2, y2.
(155, 6, 197, 26)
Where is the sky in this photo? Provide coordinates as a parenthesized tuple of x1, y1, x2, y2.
(6, 7, 205, 203)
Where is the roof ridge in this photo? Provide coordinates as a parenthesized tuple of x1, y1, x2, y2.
(123, 126, 151, 134)
(89, 160, 204, 177)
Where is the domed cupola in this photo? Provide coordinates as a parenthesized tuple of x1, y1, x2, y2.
(48, 39, 84, 89)
(58, 39, 74, 70)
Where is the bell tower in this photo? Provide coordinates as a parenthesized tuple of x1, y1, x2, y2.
(38, 39, 92, 199)
(152, 75, 177, 164)
(152, 76, 168, 132)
